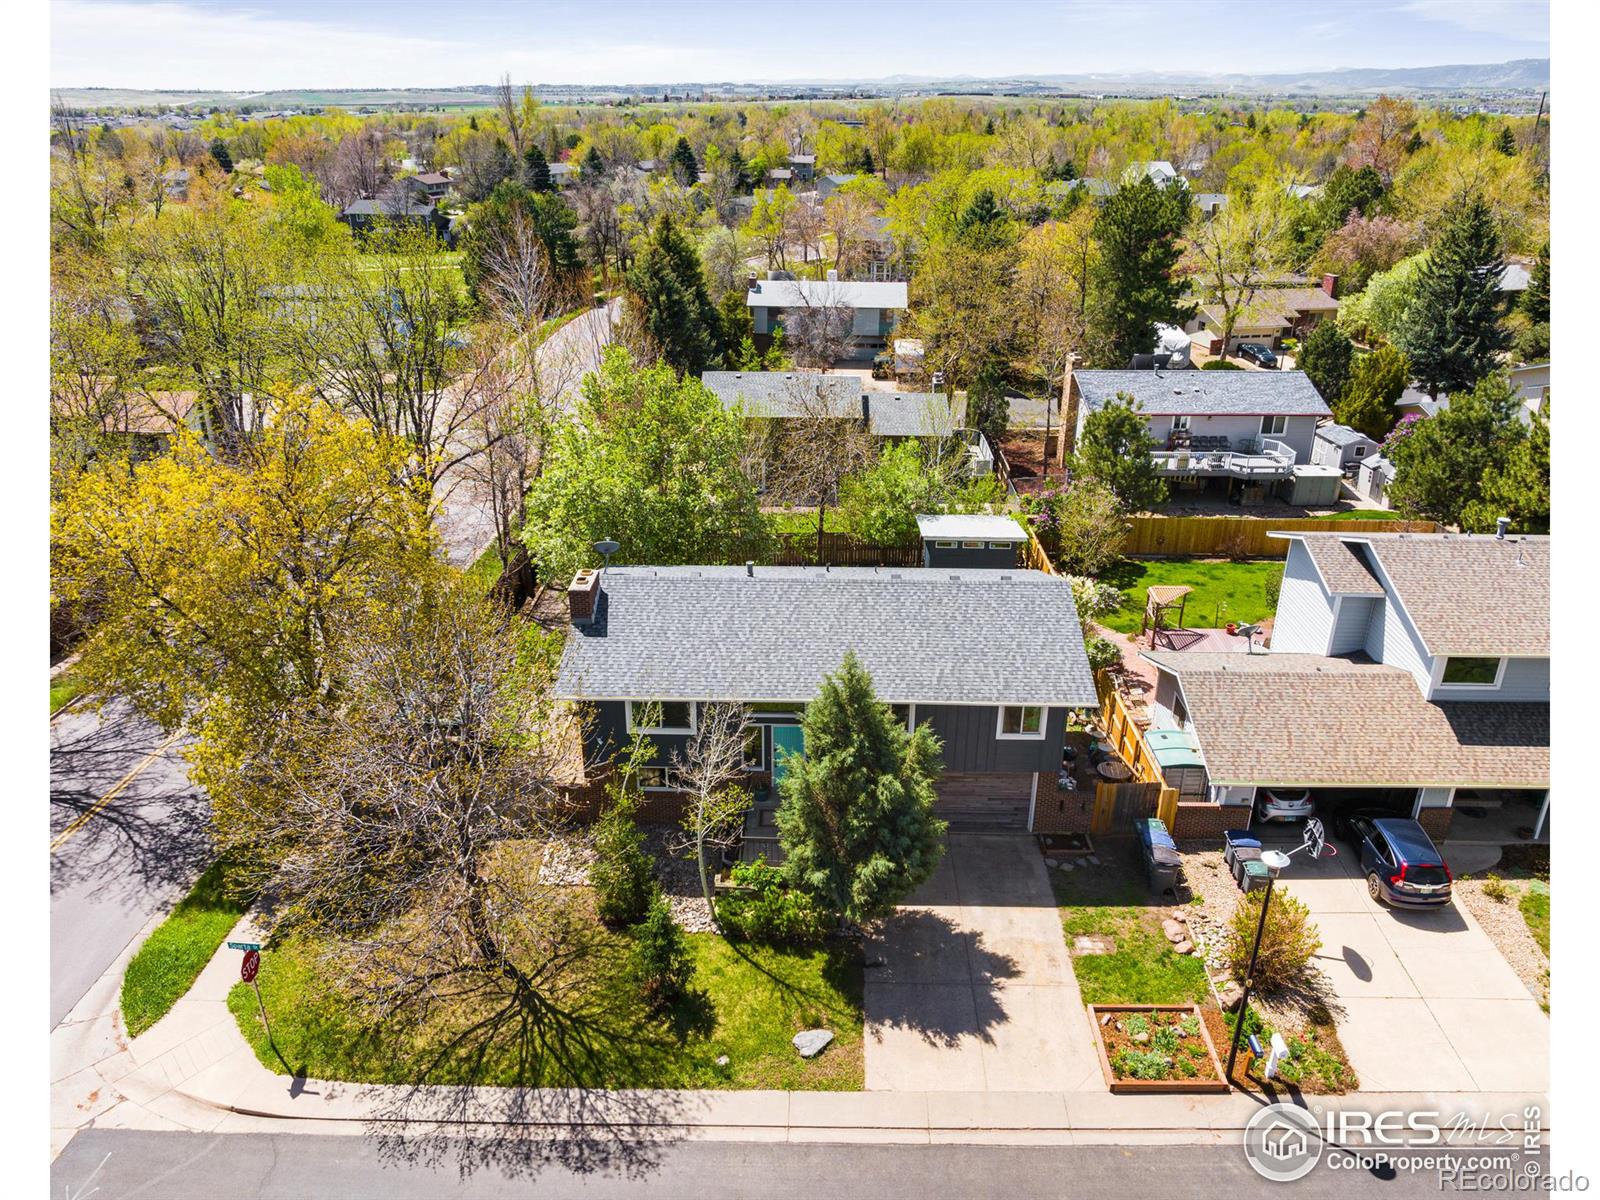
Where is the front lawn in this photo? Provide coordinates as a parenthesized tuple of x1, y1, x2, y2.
(122, 862, 249, 1036)
(229, 924, 864, 1091)
(50, 672, 86, 715)
(1099, 558, 1284, 635)
(1052, 848, 1209, 1007)
(1520, 881, 1550, 955)
(463, 545, 504, 597)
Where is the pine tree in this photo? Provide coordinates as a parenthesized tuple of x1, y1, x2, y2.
(1521, 241, 1549, 324)
(1334, 345, 1408, 440)
(581, 144, 605, 177)
(776, 653, 946, 925)
(521, 144, 553, 192)
(1495, 126, 1517, 156)
(1300, 322, 1356, 408)
(1387, 373, 1525, 526)
(860, 147, 876, 176)
(1072, 393, 1168, 513)
(209, 138, 233, 173)
(727, 147, 748, 191)
(624, 214, 725, 375)
(670, 136, 699, 186)
(1396, 190, 1509, 397)
(1086, 176, 1194, 366)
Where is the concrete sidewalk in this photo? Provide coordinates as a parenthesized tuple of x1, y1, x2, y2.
(52, 915, 1549, 1159)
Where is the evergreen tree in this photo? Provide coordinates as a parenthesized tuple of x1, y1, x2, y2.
(209, 138, 233, 173)
(624, 214, 725, 375)
(1072, 393, 1168, 513)
(965, 358, 1010, 448)
(1334, 345, 1408, 440)
(1086, 176, 1194, 366)
(955, 187, 1011, 248)
(1513, 241, 1550, 362)
(1495, 126, 1517, 156)
(1462, 407, 1549, 534)
(670, 136, 700, 186)
(631, 893, 694, 1012)
(726, 147, 748, 191)
(1386, 373, 1525, 527)
(521, 144, 553, 192)
(582, 144, 605, 177)
(860, 147, 875, 176)
(1396, 190, 1509, 397)
(776, 653, 946, 925)
(459, 180, 581, 305)
(1300, 321, 1356, 408)
(590, 787, 657, 927)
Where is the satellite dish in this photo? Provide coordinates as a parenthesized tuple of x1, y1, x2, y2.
(593, 539, 620, 566)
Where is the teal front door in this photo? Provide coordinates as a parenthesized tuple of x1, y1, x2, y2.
(771, 725, 805, 789)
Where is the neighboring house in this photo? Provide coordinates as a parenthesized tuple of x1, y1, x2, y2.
(1189, 282, 1340, 353)
(1061, 369, 1333, 498)
(1140, 531, 1550, 842)
(765, 167, 794, 185)
(788, 153, 817, 183)
(1499, 258, 1532, 297)
(745, 274, 908, 360)
(1194, 192, 1227, 217)
(816, 172, 858, 199)
(339, 194, 452, 243)
(1285, 183, 1321, 201)
(1398, 360, 1549, 428)
(1311, 423, 1380, 471)
(916, 514, 1028, 569)
(1126, 160, 1183, 188)
(553, 564, 1098, 832)
(1050, 177, 1115, 203)
(409, 171, 453, 201)
(548, 161, 574, 189)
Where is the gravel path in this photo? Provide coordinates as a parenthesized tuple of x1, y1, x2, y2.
(1454, 876, 1550, 1008)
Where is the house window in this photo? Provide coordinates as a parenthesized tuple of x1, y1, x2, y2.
(996, 705, 1045, 739)
(961, 540, 984, 549)
(626, 700, 696, 734)
(636, 766, 678, 791)
(1440, 657, 1505, 687)
(1353, 445, 1367, 457)
(1171, 415, 1191, 432)
(1260, 415, 1288, 437)
(742, 727, 765, 770)
(987, 541, 1012, 550)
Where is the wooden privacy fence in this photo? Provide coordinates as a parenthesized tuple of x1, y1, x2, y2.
(1092, 669, 1178, 835)
(767, 531, 922, 567)
(1120, 516, 1438, 559)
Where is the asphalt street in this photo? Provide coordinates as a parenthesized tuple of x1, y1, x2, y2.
(49, 698, 208, 1027)
(52, 1130, 1556, 1199)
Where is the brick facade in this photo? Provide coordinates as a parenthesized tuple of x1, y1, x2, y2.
(1030, 770, 1096, 834)
(1171, 801, 1254, 840)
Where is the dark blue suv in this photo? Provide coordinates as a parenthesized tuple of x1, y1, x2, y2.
(1341, 813, 1454, 908)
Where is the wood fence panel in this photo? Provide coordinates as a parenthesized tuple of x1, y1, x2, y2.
(768, 531, 922, 567)
(1120, 516, 1438, 559)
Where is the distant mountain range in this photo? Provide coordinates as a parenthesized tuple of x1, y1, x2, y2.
(52, 59, 1548, 110)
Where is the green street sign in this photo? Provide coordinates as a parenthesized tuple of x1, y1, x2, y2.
(226, 941, 262, 952)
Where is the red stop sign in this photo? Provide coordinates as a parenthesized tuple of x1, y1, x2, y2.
(241, 948, 260, 983)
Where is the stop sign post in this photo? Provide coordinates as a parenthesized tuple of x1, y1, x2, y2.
(241, 948, 260, 983)
(232, 942, 279, 1063)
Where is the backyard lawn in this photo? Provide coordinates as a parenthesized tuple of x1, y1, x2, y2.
(230, 921, 864, 1091)
(765, 507, 851, 538)
(1100, 558, 1284, 635)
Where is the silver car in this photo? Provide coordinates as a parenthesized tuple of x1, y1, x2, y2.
(1256, 787, 1315, 823)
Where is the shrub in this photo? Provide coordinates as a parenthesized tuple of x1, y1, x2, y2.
(1111, 1047, 1171, 1079)
(1225, 889, 1322, 996)
(1085, 635, 1121, 674)
(1201, 359, 1243, 370)
(716, 859, 832, 944)
(591, 795, 657, 926)
(1481, 873, 1511, 903)
(631, 893, 694, 1012)
(1264, 573, 1282, 610)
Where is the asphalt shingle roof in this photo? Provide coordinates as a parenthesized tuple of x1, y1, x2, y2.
(699, 374, 955, 437)
(1292, 536, 1386, 596)
(1142, 653, 1548, 787)
(1074, 370, 1332, 418)
(555, 566, 1097, 707)
(1315, 423, 1372, 448)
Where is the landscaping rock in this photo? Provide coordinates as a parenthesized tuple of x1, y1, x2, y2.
(1218, 982, 1246, 1011)
(1132, 1032, 1150, 1044)
(715, 1055, 730, 1068)
(793, 1029, 834, 1059)
(1087, 855, 1101, 866)
(1173, 940, 1194, 955)
(1161, 919, 1187, 943)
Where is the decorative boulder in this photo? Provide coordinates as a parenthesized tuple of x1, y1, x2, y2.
(793, 1029, 834, 1059)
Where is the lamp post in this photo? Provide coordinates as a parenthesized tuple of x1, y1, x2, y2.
(1225, 847, 1291, 1082)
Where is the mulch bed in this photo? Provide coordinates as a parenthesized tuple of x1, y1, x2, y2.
(1090, 1004, 1228, 1092)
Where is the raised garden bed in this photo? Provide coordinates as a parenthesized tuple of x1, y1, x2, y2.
(1088, 1003, 1230, 1094)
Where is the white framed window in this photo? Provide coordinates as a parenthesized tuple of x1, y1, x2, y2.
(987, 541, 1012, 550)
(636, 766, 678, 791)
(996, 705, 1046, 739)
(934, 539, 956, 548)
(890, 703, 916, 729)
(961, 540, 984, 549)
(742, 726, 765, 771)
(1439, 657, 1505, 688)
(1171, 415, 1191, 432)
(1260, 415, 1288, 437)
(625, 700, 697, 734)
(1353, 445, 1367, 457)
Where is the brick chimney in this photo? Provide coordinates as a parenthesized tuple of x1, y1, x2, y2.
(746, 271, 759, 293)
(1058, 357, 1082, 464)
(1320, 272, 1339, 299)
(860, 393, 870, 425)
(568, 568, 601, 626)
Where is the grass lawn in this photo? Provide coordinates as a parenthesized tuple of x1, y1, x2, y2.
(229, 926, 864, 1090)
(1099, 558, 1284, 635)
(1520, 881, 1550, 956)
(463, 545, 505, 597)
(51, 672, 87, 715)
(1320, 510, 1405, 521)
(765, 507, 852, 538)
(121, 862, 249, 1036)
(1051, 847, 1209, 1007)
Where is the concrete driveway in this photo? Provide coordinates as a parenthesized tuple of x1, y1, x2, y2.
(864, 835, 1104, 1093)
(1271, 838, 1548, 1094)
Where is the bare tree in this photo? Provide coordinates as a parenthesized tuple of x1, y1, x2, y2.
(667, 703, 753, 914)
(326, 128, 394, 207)
(476, 208, 563, 333)
(762, 376, 877, 559)
(782, 193, 825, 265)
(822, 189, 875, 275)
(1188, 187, 1290, 363)
(494, 72, 526, 159)
(784, 282, 856, 370)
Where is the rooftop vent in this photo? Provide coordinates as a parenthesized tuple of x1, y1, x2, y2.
(1496, 516, 1511, 540)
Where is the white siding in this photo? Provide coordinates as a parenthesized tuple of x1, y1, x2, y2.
(1431, 656, 1550, 703)
(1211, 784, 1257, 806)
(1151, 671, 1186, 729)
(1270, 541, 1335, 654)
(1329, 595, 1380, 655)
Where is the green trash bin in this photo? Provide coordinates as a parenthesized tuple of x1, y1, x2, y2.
(1239, 858, 1273, 893)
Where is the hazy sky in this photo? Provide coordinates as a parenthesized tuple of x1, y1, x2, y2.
(52, 0, 1551, 89)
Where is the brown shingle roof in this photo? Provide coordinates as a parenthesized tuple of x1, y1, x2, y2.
(1297, 533, 1550, 656)
(1293, 536, 1385, 596)
(1142, 652, 1549, 788)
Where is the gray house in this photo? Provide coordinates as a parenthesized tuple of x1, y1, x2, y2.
(1141, 531, 1549, 842)
(554, 565, 1098, 831)
(745, 276, 908, 360)
(1062, 369, 1333, 501)
(1311, 423, 1380, 471)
